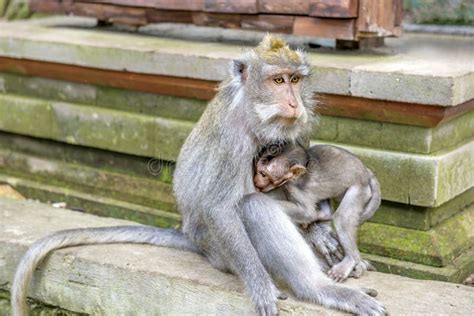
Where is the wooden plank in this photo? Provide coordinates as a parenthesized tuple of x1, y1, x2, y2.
(79, 0, 205, 11)
(357, 0, 401, 38)
(30, 0, 73, 13)
(192, 12, 242, 29)
(2, 57, 470, 128)
(309, 0, 358, 18)
(146, 9, 193, 24)
(294, 16, 355, 40)
(317, 94, 474, 128)
(241, 15, 295, 33)
(73, 2, 147, 26)
(0, 57, 217, 101)
(258, 0, 310, 15)
(203, 0, 257, 14)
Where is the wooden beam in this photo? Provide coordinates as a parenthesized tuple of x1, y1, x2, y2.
(192, 12, 242, 29)
(294, 16, 355, 40)
(357, 0, 402, 38)
(1, 57, 471, 128)
(258, 0, 310, 15)
(241, 15, 295, 33)
(203, 0, 258, 14)
(0, 57, 217, 100)
(78, 0, 205, 11)
(309, 0, 359, 18)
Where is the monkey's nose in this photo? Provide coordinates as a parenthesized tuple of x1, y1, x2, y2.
(288, 101, 297, 108)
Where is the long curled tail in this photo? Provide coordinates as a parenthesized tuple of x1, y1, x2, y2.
(360, 169, 382, 224)
(11, 225, 198, 316)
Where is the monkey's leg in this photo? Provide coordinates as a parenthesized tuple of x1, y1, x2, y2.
(204, 203, 280, 316)
(240, 193, 386, 316)
(329, 186, 370, 282)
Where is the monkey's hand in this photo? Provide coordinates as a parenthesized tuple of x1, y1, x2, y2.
(306, 223, 344, 267)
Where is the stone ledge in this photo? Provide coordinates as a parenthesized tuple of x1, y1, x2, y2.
(1, 198, 473, 315)
(0, 17, 473, 106)
(1, 93, 472, 207)
(2, 72, 474, 154)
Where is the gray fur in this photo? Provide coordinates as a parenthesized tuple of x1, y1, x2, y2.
(11, 36, 385, 316)
(11, 226, 197, 316)
(258, 143, 381, 282)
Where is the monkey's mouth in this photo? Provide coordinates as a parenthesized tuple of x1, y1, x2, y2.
(277, 116, 298, 126)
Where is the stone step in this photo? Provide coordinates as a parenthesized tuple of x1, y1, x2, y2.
(2, 169, 473, 270)
(1, 93, 472, 207)
(0, 174, 180, 229)
(1, 132, 473, 232)
(0, 16, 473, 106)
(360, 204, 474, 267)
(0, 93, 194, 162)
(1, 198, 473, 315)
(2, 72, 474, 154)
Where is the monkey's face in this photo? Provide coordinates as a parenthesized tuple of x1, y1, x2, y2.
(254, 156, 306, 192)
(254, 67, 308, 126)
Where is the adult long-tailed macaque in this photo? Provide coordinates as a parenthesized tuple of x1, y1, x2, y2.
(254, 143, 381, 281)
(11, 35, 386, 316)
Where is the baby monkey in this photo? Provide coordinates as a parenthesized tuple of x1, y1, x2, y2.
(254, 143, 381, 282)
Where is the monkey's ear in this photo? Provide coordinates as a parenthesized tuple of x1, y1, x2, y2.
(231, 59, 248, 82)
(290, 164, 307, 177)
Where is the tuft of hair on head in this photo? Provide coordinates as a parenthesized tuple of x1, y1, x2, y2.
(255, 34, 301, 65)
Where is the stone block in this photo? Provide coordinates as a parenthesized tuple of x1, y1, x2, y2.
(314, 110, 474, 154)
(0, 94, 53, 138)
(1, 198, 474, 315)
(312, 140, 474, 207)
(3, 72, 473, 155)
(0, 175, 180, 228)
(359, 203, 474, 267)
(371, 188, 474, 231)
(0, 148, 176, 213)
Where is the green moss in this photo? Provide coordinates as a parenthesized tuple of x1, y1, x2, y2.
(0, 290, 85, 315)
(360, 204, 474, 267)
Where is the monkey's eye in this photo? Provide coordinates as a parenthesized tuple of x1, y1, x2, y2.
(290, 76, 300, 84)
(273, 77, 284, 85)
(260, 172, 266, 177)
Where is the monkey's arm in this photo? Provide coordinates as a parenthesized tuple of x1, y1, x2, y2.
(278, 200, 321, 224)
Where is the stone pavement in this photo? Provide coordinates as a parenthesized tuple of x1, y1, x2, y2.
(0, 198, 473, 315)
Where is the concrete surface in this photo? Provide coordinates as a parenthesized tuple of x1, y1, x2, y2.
(0, 198, 473, 315)
(0, 16, 473, 106)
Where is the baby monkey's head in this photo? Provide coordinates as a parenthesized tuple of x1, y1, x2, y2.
(254, 144, 308, 192)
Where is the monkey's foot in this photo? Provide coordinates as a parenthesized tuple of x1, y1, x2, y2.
(349, 259, 377, 279)
(328, 257, 355, 282)
(307, 223, 343, 267)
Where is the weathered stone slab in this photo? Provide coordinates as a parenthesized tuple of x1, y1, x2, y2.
(0, 93, 472, 207)
(371, 188, 474, 231)
(312, 140, 474, 207)
(314, 111, 474, 154)
(2, 72, 474, 154)
(0, 94, 194, 162)
(1, 199, 473, 315)
(0, 175, 180, 229)
(364, 246, 474, 283)
(2, 132, 473, 232)
(359, 203, 474, 267)
(0, 16, 473, 105)
(0, 148, 176, 212)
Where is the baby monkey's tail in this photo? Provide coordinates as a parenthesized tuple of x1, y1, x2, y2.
(360, 169, 382, 224)
(11, 225, 198, 316)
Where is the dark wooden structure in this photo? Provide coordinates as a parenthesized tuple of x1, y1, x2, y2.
(30, 0, 403, 43)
